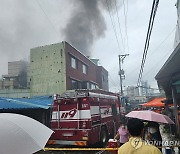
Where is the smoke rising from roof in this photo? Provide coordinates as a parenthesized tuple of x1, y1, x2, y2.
(62, 0, 118, 56)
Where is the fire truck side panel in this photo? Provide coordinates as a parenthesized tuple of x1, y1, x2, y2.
(90, 105, 101, 125)
(49, 91, 121, 146)
(50, 97, 93, 145)
(88, 125, 101, 144)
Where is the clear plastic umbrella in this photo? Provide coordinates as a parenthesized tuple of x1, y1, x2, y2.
(0, 113, 53, 154)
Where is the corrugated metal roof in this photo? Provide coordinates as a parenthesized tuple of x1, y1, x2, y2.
(0, 96, 53, 110)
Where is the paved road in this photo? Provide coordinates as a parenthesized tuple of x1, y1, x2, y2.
(35, 143, 111, 154)
(36, 150, 108, 154)
(159, 125, 179, 154)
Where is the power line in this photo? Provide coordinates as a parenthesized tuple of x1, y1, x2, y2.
(35, 0, 59, 36)
(109, 74, 119, 88)
(143, 47, 174, 78)
(127, 26, 175, 77)
(106, 0, 121, 52)
(141, 0, 159, 78)
(146, 27, 175, 59)
(122, 0, 129, 53)
(108, 0, 117, 32)
(125, 0, 129, 20)
(125, 0, 129, 53)
(114, 0, 125, 51)
(137, 0, 159, 86)
(138, 0, 158, 85)
(126, 0, 129, 53)
(136, 85, 159, 90)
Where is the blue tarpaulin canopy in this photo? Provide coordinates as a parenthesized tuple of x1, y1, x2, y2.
(0, 96, 53, 110)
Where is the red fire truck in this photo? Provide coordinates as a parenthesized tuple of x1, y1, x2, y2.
(48, 89, 121, 146)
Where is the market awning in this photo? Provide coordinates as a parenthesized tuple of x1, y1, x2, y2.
(155, 42, 180, 97)
(172, 80, 180, 86)
(0, 96, 53, 110)
(141, 98, 165, 107)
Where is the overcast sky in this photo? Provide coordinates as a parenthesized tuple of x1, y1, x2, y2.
(0, 0, 177, 92)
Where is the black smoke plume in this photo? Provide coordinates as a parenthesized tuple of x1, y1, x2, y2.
(62, 0, 118, 56)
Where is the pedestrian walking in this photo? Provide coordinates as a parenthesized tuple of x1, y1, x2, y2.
(118, 118, 161, 154)
(114, 122, 128, 146)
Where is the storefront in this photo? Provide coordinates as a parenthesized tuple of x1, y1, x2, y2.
(155, 43, 180, 137)
(0, 96, 53, 127)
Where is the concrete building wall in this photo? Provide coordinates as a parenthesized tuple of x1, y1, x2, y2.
(8, 61, 27, 76)
(9, 61, 28, 87)
(126, 86, 139, 97)
(0, 80, 2, 89)
(1, 61, 28, 89)
(3, 79, 19, 89)
(28, 41, 109, 97)
(0, 89, 30, 98)
(96, 66, 109, 91)
(30, 42, 66, 96)
(27, 64, 30, 88)
(140, 81, 149, 96)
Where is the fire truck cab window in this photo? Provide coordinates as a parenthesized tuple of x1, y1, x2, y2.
(52, 111, 58, 120)
(112, 104, 117, 116)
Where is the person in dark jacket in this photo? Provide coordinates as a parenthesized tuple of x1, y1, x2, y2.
(146, 122, 162, 151)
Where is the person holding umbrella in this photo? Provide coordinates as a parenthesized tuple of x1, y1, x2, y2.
(146, 122, 162, 151)
(118, 118, 161, 154)
(125, 110, 174, 124)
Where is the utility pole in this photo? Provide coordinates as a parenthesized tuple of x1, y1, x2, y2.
(118, 54, 129, 97)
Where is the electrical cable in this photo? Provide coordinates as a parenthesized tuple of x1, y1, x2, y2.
(138, 0, 157, 79)
(143, 48, 174, 78)
(141, 0, 159, 73)
(126, 0, 129, 53)
(109, 74, 120, 88)
(127, 26, 175, 77)
(106, 0, 122, 52)
(35, 0, 59, 36)
(122, 0, 129, 53)
(137, 0, 159, 86)
(114, 0, 125, 51)
(138, 0, 157, 85)
(146, 27, 175, 59)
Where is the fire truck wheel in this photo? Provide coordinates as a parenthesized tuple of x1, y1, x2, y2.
(100, 127, 108, 145)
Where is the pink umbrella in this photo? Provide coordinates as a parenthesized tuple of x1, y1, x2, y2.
(125, 110, 174, 124)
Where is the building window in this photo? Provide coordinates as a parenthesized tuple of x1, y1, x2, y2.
(71, 57, 78, 69)
(102, 75, 105, 82)
(71, 79, 78, 89)
(82, 64, 88, 74)
(81, 82, 87, 89)
(90, 83, 96, 89)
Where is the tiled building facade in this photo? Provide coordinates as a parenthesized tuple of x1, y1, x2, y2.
(30, 41, 109, 96)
